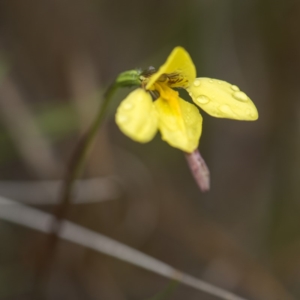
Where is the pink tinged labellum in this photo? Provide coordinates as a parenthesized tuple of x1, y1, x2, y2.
(185, 150, 210, 192)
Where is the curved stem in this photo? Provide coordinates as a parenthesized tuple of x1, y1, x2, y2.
(54, 83, 118, 227)
(34, 69, 141, 297)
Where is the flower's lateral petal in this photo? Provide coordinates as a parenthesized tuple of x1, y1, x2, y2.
(146, 47, 196, 90)
(155, 97, 202, 153)
(116, 89, 158, 143)
(188, 78, 258, 120)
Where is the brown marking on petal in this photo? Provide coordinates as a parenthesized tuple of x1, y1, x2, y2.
(156, 72, 188, 88)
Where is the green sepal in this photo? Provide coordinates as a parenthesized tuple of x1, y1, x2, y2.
(115, 69, 142, 88)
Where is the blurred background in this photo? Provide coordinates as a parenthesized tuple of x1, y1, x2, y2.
(0, 0, 300, 299)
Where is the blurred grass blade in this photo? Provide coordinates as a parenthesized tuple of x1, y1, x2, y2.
(0, 196, 247, 300)
(0, 177, 122, 205)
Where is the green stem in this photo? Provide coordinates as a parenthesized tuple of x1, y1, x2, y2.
(34, 69, 141, 297)
(54, 83, 117, 223)
(56, 69, 141, 228)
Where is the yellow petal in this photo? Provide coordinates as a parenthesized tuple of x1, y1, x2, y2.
(146, 47, 196, 90)
(188, 78, 258, 120)
(116, 88, 158, 143)
(155, 97, 202, 153)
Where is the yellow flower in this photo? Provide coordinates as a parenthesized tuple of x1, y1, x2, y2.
(115, 47, 258, 153)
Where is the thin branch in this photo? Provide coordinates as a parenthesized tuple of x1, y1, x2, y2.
(0, 196, 247, 300)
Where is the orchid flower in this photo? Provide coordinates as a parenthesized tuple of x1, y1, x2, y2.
(116, 47, 258, 153)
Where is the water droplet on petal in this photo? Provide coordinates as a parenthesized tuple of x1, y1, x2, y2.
(195, 95, 210, 105)
(189, 127, 198, 137)
(231, 85, 239, 91)
(233, 91, 248, 102)
(220, 104, 232, 114)
(211, 109, 221, 117)
(123, 102, 133, 110)
(246, 108, 255, 118)
(193, 80, 201, 87)
(118, 115, 128, 123)
(184, 115, 191, 123)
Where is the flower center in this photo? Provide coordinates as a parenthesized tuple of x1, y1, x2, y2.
(157, 72, 188, 87)
(154, 82, 178, 100)
(154, 82, 183, 122)
(140, 66, 189, 90)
